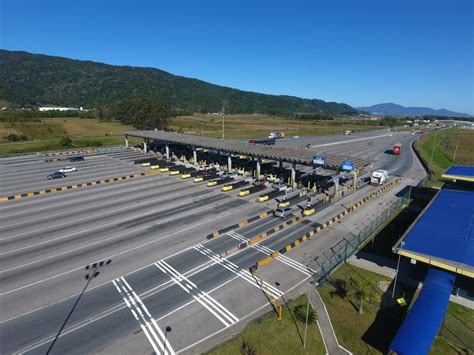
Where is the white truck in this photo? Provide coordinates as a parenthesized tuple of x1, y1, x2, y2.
(370, 170, 389, 186)
(268, 132, 285, 139)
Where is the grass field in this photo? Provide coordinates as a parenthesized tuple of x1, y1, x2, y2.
(171, 114, 384, 139)
(319, 263, 473, 354)
(0, 114, 391, 155)
(415, 128, 474, 187)
(0, 118, 137, 155)
(208, 295, 325, 354)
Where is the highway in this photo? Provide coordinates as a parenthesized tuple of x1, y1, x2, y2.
(0, 130, 426, 354)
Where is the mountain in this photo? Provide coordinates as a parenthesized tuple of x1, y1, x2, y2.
(357, 103, 470, 117)
(0, 50, 358, 116)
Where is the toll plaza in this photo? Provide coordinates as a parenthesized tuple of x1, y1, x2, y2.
(390, 165, 474, 354)
(124, 130, 371, 189)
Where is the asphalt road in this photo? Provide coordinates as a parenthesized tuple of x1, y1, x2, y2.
(0, 131, 426, 354)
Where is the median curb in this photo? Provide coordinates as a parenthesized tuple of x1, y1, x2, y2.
(206, 210, 274, 240)
(0, 170, 160, 203)
(252, 177, 402, 270)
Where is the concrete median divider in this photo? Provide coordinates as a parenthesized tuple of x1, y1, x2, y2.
(206, 209, 274, 240)
(251, 177, 402, 271)
(0, 170, 161, 203)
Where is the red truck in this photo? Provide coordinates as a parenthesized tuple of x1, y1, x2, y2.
(393, 143, 402, 155)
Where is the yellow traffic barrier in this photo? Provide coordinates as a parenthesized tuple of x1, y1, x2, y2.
(142, 162, 151, 167)
(207, 181, 217, 187)
(170, 170, 180, 175)
(239, 190, 250, 196)
(194, 177, 204, 182)
(160, 167, 169, 172)
(181, 173, 192, 179)
(279, 201, 290, 207)
(150, 165, 160, 169)
(303, 208, 315, 216)
(258, 195, 269, 202)
(222, 185, 233, 191)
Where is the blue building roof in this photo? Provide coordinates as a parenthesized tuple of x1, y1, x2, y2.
(395, 188, 474, 278)
(390, 268, 455, 354)
(442, 165, 474, 182)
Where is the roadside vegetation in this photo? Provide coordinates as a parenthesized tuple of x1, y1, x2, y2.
(415, 128, 474, 187)
(0, 117, 140, 155)
(318, 263, 473, 354)
(208, 295, 325, 354)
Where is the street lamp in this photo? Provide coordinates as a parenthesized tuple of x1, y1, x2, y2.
(392, 241, 405, 299)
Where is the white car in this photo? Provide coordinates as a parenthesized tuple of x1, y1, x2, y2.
(59, 166, 77, 173)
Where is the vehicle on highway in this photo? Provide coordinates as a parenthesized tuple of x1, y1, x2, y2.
(344, 130, 352, 135)
(268, 131, 285, 139)
(47, 171, 66, 180)
(59, 166, 77, 173)
(274, 207, 293, 218)
(248, 138, 276, 145)
(370, 170, 389, 186)
(69, 156, 85, 162)
(392, 143, 402, 155)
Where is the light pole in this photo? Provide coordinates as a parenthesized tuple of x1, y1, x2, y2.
(392, 241, 405, 299)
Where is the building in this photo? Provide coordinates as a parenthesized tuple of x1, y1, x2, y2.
(38, 106, 83, 112)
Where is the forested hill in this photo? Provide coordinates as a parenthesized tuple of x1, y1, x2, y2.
(0, 50, 358, 116)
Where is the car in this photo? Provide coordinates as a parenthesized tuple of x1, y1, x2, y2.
(69, 156, 85, 162)
(59, 166, 77, 173)
(274, 207, 293, 218)
(47, 172, 66, 180)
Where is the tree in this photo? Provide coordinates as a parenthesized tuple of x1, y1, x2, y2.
(97, 98, 175, 130)
(59, 136, 73, 147)
(293, 304, 317, 324)
(351, 277, 375, 315)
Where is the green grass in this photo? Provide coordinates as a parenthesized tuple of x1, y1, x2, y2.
(0, 118, 139, 155)
(208, 295, 326, 355)
(319, 263, 474, 354)
(171, 114, 392, 139)
(415, 128, 474, 188)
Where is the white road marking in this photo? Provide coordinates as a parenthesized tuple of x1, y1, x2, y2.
(0, 213, 227, 296)
(113, 278, 175, 355)
(226, 231, 313, 276)
(193, 243, 284, 299)
(156, 260, 239, 327)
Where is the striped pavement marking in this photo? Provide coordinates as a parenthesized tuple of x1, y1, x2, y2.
(226, 231, 312, 276)
(113, 277, 175, 355)
(193, 244, 284, 299)
(155, 260, 239, 327)
(0, 170, 160, 203)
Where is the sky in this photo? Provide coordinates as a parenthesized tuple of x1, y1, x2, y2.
(1, 0, 473, 114)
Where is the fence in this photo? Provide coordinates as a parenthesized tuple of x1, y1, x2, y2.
(316, 188, 410, 283)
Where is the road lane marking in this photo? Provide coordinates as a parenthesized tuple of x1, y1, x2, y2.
(226, 231, 313, 276)
(0, 193, 226, 273)
(0, 210, 234, 296)
(113, 278, 175, 355)
(156, 260, 239, 327)
(193, 244, 284, 299)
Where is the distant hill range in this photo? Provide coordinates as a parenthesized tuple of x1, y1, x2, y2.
(358, 103, 471, 117)
(0, 50, 358, 116)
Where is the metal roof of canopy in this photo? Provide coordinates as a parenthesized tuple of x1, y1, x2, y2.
(125, 130, 372, 169)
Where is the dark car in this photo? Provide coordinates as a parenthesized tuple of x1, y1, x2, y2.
(69, 156, 85, 162)
(47, 172, 66, 180)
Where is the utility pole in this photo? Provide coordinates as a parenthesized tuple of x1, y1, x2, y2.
(429, 130, 438, 169)
(221, 100, 226, 140)
(452, 140, 459, 160)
